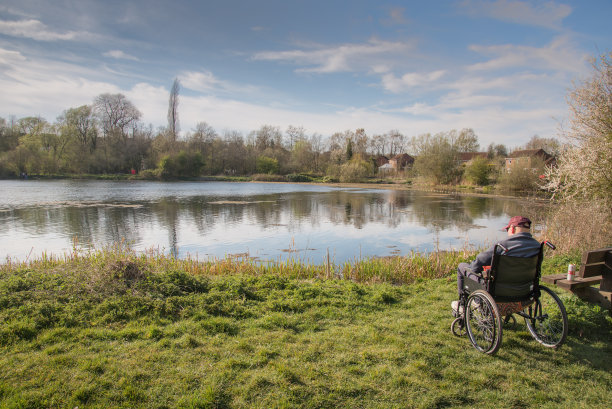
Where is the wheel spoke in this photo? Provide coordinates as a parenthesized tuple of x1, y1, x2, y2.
(465, 291, 502, 354)
(524, 286, 568, 348)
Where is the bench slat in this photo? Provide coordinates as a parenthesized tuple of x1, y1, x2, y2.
(581, 248, 612, 264)
(579, 262, 612, 278)
(554, 276, 602, 290)
(541, 274, 567, 285)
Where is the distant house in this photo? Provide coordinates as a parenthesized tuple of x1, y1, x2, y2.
(378, 163, 394, 174)
(505, 149, 555, 172)
(374, 156, 389, 167)
(458, 152, 488, 164)
(388, 153, 415, 170)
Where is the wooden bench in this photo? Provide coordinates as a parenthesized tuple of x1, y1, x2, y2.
(541, 247, 612, 311)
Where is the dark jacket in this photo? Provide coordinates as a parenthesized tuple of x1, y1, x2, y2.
(467, 232, 540, 274)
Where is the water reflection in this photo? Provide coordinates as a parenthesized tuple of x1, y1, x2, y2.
(0, 180, 541, 263)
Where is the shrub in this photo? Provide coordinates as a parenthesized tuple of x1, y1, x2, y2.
(158, 151, 204, 178)
(413, 133, 462, 184)
(497, 157, 545, 192)
(338, 158, 373, 182)
(256, 156, 279, 174)
(251, 173, 285, 182)
(544, 201, 612, 254)
(138, 169, 160, 179)
(320, 175, 338, 183)
(286, 173, 314, 182)
(464, 157, 492, 186)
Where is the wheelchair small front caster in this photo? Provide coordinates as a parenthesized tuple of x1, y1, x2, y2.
(451, 317, 466, 337)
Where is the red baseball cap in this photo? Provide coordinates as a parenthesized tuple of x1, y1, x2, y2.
(504, 216, 532, 230)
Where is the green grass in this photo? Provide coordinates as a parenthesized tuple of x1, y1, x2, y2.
(0, 249, 610, 408)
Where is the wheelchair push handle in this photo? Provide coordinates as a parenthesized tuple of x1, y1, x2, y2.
(543, 240, 556, 250)
(495, 243, 508, 253)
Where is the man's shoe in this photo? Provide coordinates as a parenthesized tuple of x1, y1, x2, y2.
(451, 300, 464, 317)
(469, 298, 482, 310)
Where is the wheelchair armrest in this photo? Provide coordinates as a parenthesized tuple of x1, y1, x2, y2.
(481, 266, 492, 280)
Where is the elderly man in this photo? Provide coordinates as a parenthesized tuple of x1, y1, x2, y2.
(452, 216, 540, 315)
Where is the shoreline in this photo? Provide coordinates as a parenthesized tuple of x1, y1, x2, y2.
(2, 174, 550, 201)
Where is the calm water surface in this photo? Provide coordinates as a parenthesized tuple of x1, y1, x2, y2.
(0, 180, 535, 264)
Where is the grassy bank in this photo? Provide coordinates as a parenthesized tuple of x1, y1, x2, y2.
(1, 249, 610, 409)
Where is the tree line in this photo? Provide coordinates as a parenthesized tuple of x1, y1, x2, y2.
(0, 75, 568, 192)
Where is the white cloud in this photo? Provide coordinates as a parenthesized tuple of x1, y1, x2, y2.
(103, 50, 139, 61)
(398, 103, 437, 116)
(386, 7, 409, 25)
(181, 71, 225, 92)
(252, 38, 415, 74)
(180, 70, 261, 95)
(399, 92, 509, 116)
(458, 0, 572, 29)
(381, 70, 446, 93)
(126, 83, 168, 126)
(0, 19, 82, 41)
(0, 47, 26, 65)
(468, 36, 589, 73)
(0, 48, 120, 117)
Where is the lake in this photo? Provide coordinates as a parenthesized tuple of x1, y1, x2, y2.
(0, 180, 538, 264)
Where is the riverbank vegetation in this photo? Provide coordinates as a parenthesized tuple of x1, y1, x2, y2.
(1, 245, 610, 408)
(0, 91, 558, 193)
(0, 111, 555, 192)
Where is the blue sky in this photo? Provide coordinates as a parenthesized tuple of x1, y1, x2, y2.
(0, 0, 610, 147)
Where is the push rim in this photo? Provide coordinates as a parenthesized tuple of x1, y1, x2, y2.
(524, 285, 568, 348)
(465, 290, 503, 355)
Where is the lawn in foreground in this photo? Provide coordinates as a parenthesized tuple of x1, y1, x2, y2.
(0, 257, 610, 408)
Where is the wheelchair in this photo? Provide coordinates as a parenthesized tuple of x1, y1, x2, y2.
(451, 241, 568, 355)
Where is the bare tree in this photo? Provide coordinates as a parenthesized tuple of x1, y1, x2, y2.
(168, 78, 180, 141)
(370, 134, 386, 156)
(94, 93, 141, 140)
(486, 143, 508, 159)
(524, 135, 560, 156)
(191, 122, 217, 145)
(252, 125, 282, 151)
(285, 125, 306, 149)
(353, 128, 368, 156)
(451, 128, 479, 152)
(309, 132, 324, 171)
(387, 129, 404, 156)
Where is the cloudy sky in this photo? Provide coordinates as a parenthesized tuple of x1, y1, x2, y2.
(0, 0, 610, 147)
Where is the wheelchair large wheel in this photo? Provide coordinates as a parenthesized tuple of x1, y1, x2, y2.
(524, 285, 568, 348)
(465, 290, 503, 355)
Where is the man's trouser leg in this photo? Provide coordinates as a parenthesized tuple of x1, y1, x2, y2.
(457, 263, 481, 297)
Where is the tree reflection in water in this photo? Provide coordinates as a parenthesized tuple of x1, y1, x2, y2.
(0, 181, 546, 263)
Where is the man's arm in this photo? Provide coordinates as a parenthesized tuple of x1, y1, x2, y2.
(468, 245, 495, 274)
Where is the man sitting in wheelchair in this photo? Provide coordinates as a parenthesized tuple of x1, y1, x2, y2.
(452, 216, 539, 316)
(450, 215, 567, 355)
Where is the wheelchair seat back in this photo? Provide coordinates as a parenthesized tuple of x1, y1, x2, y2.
(490, 254, 539, 301)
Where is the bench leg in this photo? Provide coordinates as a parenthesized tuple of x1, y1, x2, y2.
(572, 287, 612, 313)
